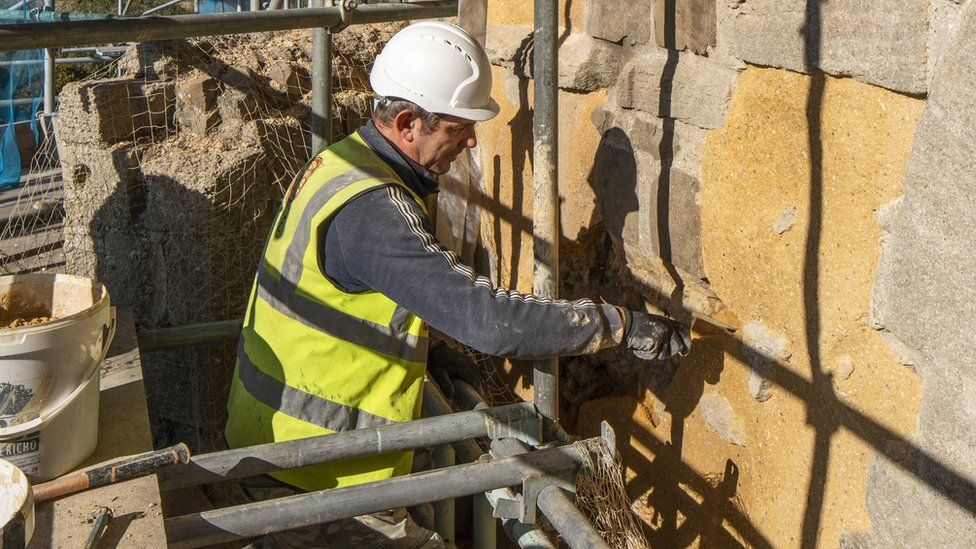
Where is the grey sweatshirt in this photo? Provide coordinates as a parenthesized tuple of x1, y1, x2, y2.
(318, 122, 625, 359)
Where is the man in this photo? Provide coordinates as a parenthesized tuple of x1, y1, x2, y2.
(226, 21, 689, 548)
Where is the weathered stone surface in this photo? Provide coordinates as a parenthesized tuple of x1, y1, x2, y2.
(267, 61, 311, 99)
(116, 40, 187, 81)
(176, 74, 219, 112)
(485, 27, 621, 91)
(772, 205, 796, 234)
(591, 125, 641, 250)
(592, 107, 707, 277)
(584, 0, 653, 45)
(653, 0, 716, 54)
(135, 81, 177, 140)
(865, 3, 976, 546)
(57, 80, 139, 146)
(558, 33, 622, 92)
(702, 67, 924, 546)
(699, 391, 747, 446)
(615, 47, 738, 130)
(59, 143, 142, 232)
(142, 129, 269, 228)
(216, 86, 265, 123)
(175, 75, 220, 138)
(741, 319, 792, 402)
(484, 24, 532, 72)
(726, 0, 928, 95)
(835, 355, 855, 382)
(63, 223, 151, 317)
(929, 0, 968, 87)
(57, 79, 176, 146)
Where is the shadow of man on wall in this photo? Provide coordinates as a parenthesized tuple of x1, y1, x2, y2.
(80, 163, 235, 454)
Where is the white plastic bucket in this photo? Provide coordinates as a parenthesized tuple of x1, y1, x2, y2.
(0, 459, 33, 548)
(0, 274, 115, 481)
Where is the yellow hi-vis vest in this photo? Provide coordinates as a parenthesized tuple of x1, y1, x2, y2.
(225, 131, 429, 492)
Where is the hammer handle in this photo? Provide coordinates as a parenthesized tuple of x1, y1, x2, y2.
(34, 443, 190, 503)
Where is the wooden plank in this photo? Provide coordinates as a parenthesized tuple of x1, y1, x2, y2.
(0, 224, 64, 275)
(0, 170, 62, 209)
(0, 224, 62, 262)
(28, 308, 166, 548)
(0, 170, 64, 234)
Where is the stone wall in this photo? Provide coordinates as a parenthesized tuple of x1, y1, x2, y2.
(477, 0, 975, 546)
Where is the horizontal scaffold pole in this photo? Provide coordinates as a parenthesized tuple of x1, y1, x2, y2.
(537, 485, 611, 549)
(137, 319, 242, 352)
(164, 441, 591, 548)
(158, 402, 537, 491)
(0, 0, 457, 51)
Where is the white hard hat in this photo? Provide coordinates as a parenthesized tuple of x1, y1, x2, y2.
(370, 21, 500, 122)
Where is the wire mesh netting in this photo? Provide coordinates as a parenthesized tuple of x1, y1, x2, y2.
(575, 437, 653, 549)
(446, 339, 519, 408)
(0, 23, 403, 451)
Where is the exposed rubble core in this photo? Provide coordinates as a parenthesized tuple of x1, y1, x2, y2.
(56, 26, 400, 450)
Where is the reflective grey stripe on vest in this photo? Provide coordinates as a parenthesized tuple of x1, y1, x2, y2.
(389, 305, 414, 335)
(237, 343, 396, 432)
(256, 263, 428, 363)
(280, 166, 393, 293)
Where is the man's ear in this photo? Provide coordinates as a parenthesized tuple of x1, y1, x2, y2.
(393, 109, 417, 142)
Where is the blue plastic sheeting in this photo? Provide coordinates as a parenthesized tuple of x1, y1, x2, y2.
(198, 0, 245, 13)
(0, 0, 43, 188)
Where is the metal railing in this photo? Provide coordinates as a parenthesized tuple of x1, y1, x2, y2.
(0, 1, 457, 51)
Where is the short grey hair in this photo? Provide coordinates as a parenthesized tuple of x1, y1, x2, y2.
(372, 96, 441, 134)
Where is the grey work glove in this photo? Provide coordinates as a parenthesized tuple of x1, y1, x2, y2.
(427, 342, 486, 400)
(624, 311, 692, 361)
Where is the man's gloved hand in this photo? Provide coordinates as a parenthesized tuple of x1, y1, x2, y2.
(624, 311, 692, 361)
(427, 341, 486, 400)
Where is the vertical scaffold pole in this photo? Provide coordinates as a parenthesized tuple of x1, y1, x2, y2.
(43, 0, 56, 114)
(473, 493, 496, 549)
(310, 0, 332, 153)
(532, 0, 559, 440)
(432, 444, 456, 545)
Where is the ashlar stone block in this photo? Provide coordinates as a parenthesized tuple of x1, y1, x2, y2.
(615, 47, 738, 130)
(726, 0, 928, 95)
(486, 26, 622, 92)
(584, 0, 653, 46)
(558, 33, 622, 92)
(592, 108, 706, 277)
(484, 24, 532, 73)
(929, 0, 968, 88)
(653, 0, 717, 54)
(864, 2, 976, 546)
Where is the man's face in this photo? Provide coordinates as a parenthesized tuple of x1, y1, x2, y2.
(409, 115, 477, 175)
